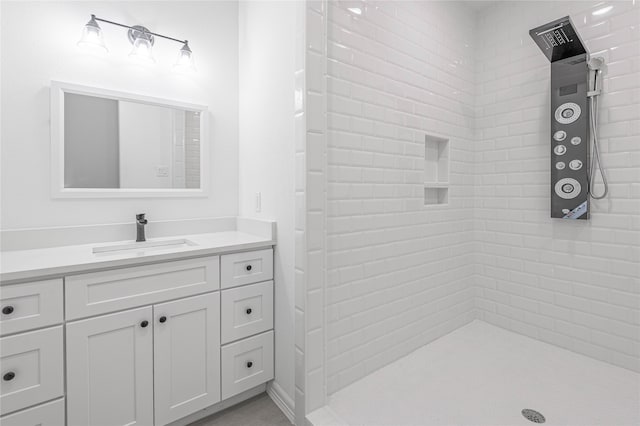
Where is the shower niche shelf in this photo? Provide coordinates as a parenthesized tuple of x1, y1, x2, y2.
(424, 134, 449, 206)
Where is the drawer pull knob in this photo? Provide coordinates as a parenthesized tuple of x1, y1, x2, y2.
(245, 308, 252, 315)
(140, 320, 149, 328)
(3, 372, 15, 381)
(246, 361, 253, 368)
(159, 316, 167, 323)
(2, 306, 14, 315)
(246, 265, 252, 271)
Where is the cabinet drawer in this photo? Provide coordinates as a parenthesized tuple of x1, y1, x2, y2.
(0, 326, 64, 415)
(65, 256, 220, 320)
(0, 398, 65, 426)
(221, 330, 274, 399)
(220, 249, 273, 289)
(0, 279, 63, 336)
(221, 281, 273, 344)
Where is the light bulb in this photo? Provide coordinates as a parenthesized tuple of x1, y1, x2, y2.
(129, 36, 155, 63)
(77, 15, 108, 53)
(174, 41, 195, 72)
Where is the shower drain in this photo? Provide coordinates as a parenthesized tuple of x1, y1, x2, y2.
(521, 409, 546, 423)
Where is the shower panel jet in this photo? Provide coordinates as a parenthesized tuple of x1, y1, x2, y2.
(529, 16, 606, 220)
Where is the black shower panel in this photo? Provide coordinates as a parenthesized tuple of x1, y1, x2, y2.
(530, 16, 590, 220)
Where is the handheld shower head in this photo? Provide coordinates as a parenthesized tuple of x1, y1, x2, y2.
(587, 56, 606, 97)
(587, 56, 605, 71)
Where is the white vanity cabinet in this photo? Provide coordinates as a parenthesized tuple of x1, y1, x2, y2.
(0, 246, 274, 426)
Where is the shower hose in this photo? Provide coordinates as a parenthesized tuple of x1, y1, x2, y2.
(588, 69, 608, 199)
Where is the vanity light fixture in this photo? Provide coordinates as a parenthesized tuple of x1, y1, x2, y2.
(128, 25, 155, 63)
(78, 14, 195, 71)
(77, 15, 108, 53)
(174, 42, 194, 71)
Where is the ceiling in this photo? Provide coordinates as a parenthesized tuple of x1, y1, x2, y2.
(460, 1, 499, 11)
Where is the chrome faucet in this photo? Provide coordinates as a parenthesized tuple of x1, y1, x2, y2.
(136, 213, 148, 242)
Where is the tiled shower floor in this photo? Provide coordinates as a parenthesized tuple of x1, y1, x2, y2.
(310, 320, 640, 426)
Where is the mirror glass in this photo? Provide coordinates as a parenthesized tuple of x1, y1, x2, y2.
(63, 92, 201, 190)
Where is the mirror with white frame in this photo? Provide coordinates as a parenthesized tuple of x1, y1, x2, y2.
(51, 81, 208, 198)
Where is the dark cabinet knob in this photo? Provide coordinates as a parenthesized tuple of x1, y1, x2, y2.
(246, 361, 253, 368)
(2, 306, 14, 315)
(3, 372, 15, 381)
(245, 308, 252, 315)
(159, 316, 167, 323)
(140, 320, 149, 328)
(246, 265, 252, 271)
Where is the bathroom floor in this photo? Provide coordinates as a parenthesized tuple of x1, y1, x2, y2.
(315, 321, 640, 426)
(189, 393, 291, 426)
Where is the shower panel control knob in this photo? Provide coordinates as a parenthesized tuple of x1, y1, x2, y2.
(554, 145, 567, 156)
(555, 162, 566, 170)
(555, 102, 581, 124)
(569, 160, 583, 170)
(555, 178, 581, 199)
(553, 130, 567, 141)
(571, 137, 582, 145)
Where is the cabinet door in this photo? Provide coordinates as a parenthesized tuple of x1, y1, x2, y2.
(66, 307, 153, 426)
(154, 293, 220, 426)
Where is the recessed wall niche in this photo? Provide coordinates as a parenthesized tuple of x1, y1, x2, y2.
(424, 134, 449, 206)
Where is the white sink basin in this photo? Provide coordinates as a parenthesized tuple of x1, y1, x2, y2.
(92, 238, 197, 255)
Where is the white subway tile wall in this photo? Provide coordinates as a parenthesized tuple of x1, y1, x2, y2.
(296, 0, 328, 418)
(325, 1, 477, 394)
(475, 1, 640, 372)
(317, 0, 640, 398)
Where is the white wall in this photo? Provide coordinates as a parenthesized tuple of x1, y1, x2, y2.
(238, 0, 297, 414)
(324, 0, 477, 394)
(474, 1, 640, 372)
(0, 1, 238, 229)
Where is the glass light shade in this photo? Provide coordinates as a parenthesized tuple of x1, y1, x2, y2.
(77, 18, 108, 52)
(129, 37, 155, 63)
(174, 42, 195, 72)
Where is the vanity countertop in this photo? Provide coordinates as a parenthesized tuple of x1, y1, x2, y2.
(0, 231, 274, 284)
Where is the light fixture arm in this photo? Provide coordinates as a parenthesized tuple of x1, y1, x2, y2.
(91, 14, 188, 45)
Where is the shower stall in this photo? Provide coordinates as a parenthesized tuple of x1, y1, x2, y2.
(294, 1, 639, 425)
